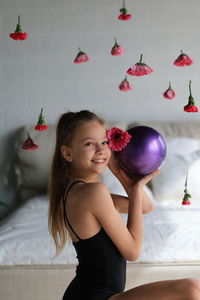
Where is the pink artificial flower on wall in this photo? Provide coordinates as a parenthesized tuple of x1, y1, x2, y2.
(127, 54, 153, 76)
(184, 81, 198, 113)
(106, 127, 132, 151)
(34, 108, 48, 131)
(22, 133, 38, 150)
(173, 50, 193, 66)
(74, 48, 89, 63)
(119, 76, 132, 92)
(163, 82, 176, 99)
(111, 38, 125, 56)
(10, 15, 28, 41)
(118, 0, 132, 20)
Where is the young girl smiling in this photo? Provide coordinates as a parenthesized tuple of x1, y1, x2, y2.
(48, 110, 200, 300)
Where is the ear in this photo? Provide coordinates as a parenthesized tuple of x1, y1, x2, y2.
(61, 145, 73, 162)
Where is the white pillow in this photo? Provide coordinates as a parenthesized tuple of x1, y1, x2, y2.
(150, 137, 200, 202)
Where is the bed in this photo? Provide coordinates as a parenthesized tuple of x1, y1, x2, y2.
(0, 121, 200, 300)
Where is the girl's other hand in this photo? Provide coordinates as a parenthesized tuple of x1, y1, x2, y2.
(118, 168, 160, 196)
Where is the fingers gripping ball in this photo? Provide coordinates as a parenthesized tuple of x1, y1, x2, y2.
(116, 126, 167, 175)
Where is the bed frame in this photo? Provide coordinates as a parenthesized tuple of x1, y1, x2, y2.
(1, 262, 200, 300)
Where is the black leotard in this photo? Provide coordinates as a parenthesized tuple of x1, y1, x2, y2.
(62, 181, 126, 300)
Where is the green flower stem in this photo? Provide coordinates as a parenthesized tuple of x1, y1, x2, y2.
(169, 81, 172, 89)
(189, 80, 192, 97)
(139, 54, 143, 64)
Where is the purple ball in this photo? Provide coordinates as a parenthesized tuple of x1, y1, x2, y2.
(116, 126, 167, 175)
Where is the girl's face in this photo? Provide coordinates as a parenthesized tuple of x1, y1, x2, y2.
(61, 120, 111, 181)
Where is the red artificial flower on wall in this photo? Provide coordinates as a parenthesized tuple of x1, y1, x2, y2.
(111, 38, 125, 56)
(22, 133, 38, 150)
(119, 76, 132, 92)
(74, 48, 89, 63)
(182, 172, 191, 205)
(127, 54, 153, 76)
(118, 0, 132, 20)
(184, 81, 199, 113)
(173, 50, 193, 66)
(34, 108, 48, 131)
(10, 15, 28, 41)
(106, 127, 132, 151)
(163, 82, 176, 99)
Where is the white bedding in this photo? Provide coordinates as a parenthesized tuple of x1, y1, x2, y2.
(0, 196, 200, 265)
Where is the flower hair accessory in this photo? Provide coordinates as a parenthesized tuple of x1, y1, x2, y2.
(34, 108, 48, 131)
(10, 15, 28, 41)
(184, 80, 199, 113)
(106, 127, 132, 151)
(127, 54, 153, 76)
(173, 50, 193, 66)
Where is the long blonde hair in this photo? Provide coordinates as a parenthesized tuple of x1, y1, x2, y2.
(48, 110, 105, 256)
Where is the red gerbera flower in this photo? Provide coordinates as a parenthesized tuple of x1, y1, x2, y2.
(74, 48, 89, 64)
(127, 54, 153, 76)
(10, 15, 28, 41)
(182, 172, 191, 205)
(111, 38, 125, 56)
(163, 82, 176, 99)
(118, 0, 132, 20)
(106, 127, 132, 152)
(119, 76, 132, 92)
(34, 108, 48, 131)
(173, 50, 193, 66)
(22, 132, 38, 151)
(184, 81, 199, 113)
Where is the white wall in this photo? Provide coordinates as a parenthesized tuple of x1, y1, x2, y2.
(0, 0, 200, 214)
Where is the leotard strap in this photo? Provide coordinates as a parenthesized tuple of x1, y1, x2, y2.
(63, 181, 86, 241)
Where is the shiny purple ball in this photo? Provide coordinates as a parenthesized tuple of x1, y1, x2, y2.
(116, 126, 167, 175)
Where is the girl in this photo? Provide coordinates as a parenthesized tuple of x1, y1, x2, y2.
(48, 110, 200, 300)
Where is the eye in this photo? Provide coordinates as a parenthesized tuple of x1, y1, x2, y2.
(84, 141, 94, 146)
(102, 140, 109, 145)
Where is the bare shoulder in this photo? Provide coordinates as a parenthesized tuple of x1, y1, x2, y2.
(77, 182, 112, 208)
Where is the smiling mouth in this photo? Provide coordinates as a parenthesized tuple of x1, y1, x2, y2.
(92, 159, 106, 164)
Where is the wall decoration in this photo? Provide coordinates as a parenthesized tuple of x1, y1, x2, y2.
(34, 108, 48, 131)
(173, 50, 193, 66)
(163, 82, 176, 100)
(118, 76, 132, 91)
(184, 81, 199, 112)
(10, 15, 28, 41)
(111, 38, 125, 56)
(74, 48, 89, 63)
(127, 54, 153, 76)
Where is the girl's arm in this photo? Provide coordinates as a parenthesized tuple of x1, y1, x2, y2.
(108, 152, 155, 214)
(89, 170, 159, 261)
(111, 190, 154, 214)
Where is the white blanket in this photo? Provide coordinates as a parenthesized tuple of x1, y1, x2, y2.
(0, 196, 200, 265)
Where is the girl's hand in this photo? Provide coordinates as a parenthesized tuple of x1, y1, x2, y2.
(118, 168, 160, 196)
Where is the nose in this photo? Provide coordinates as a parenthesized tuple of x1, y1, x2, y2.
(96, 144, 104, 154)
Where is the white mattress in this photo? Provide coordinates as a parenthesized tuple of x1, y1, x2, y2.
(0, 196, 200, 265)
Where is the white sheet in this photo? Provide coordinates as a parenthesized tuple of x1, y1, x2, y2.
(0, 196, 200, 265)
